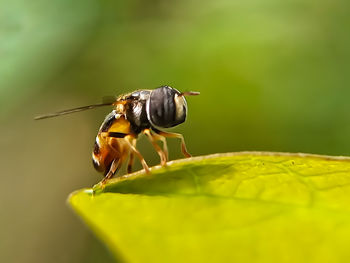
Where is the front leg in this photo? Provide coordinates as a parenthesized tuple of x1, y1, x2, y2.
(148, 130, 169, 162)
(152, 128, 191, 158)
(143, 129, 167, 166)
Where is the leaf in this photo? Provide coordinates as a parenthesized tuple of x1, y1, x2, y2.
(68, 152, 350, 263)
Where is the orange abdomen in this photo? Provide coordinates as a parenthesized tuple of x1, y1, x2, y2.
(92, 111, 133, 175)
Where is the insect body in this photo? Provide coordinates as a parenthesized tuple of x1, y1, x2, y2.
(35, 86, 199, 184)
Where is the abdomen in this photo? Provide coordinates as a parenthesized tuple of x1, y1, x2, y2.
(92, 111, 133, 175)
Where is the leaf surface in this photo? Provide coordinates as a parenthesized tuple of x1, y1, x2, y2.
(69, 152, 350, 263)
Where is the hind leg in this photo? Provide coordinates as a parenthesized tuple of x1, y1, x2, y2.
(101, 158, 122, 185)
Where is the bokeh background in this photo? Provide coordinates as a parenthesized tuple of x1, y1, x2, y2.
(1, 0, 349, 262)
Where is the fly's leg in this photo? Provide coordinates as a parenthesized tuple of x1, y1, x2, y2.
(143, 129, 167, 166)
(153, 129, 191, 158)
(149, 130, 169, 162)
(102, 131, 131, 176)
(127, 139, 137, 173)
(124, 135, 150, 173)
(102, 132, 150, 174)
(101, 158, 122, 186)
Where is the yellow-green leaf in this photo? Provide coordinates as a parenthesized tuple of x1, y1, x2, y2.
(68, 152, 350, 263)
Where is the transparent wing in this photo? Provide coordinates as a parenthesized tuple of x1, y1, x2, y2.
(34, 98, 116, 120)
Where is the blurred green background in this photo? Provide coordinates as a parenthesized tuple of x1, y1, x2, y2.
(1, 0, 349, 262)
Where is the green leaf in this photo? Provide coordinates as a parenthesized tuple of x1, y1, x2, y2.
(68, 152, 350, 263)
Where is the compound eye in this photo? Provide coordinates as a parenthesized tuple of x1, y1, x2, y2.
(147, 86, 187, 128)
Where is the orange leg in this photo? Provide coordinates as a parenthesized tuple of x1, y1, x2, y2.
(153, 130, 191, 158)
(149, 131, 169, 162)
(124, 135, 150, 173)
(127, 138, 137, 173)
(143, 129, 167, 166)
(104, 132, 150, 174)
(101, 158, 122, 186)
